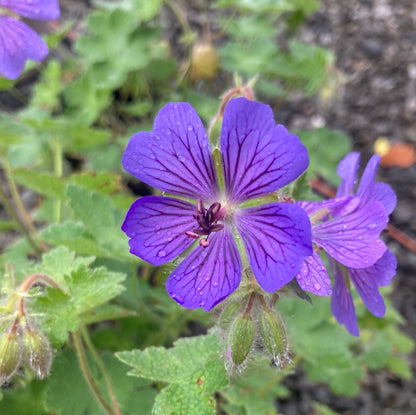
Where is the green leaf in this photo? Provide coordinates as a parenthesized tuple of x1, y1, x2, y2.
(13, 169, 65, 199)
(304, 352, 364, 396)
(361, 332, 391, 370)
(279, 296, 363, 396)
(95, 0, 163, 21)
(385, 326, 414, 354)
(31, 60, 63, 111)
(296, 127, 351, 185)
(69, 171, 124, 195)
(0, 113, 32, 149)
(0, 220, 17, 232)
(0, 380, 48, 415)
(31, 288, 79, 347)
(44, 348, 105, 415)
(222, 356, 288, 415)
(66, 185, 132, 261)
(40, 221, 112, 258)
(37, 246, 95, 284)
(214, 0, 296, 14)
(22, 117, 111, 151)
(116, 334, 228, 390)
(63, 73, 112, 125)
(386, 356, 412, 379)
(153, 383, 216, 415)
(288, 172, 318, 201)
(66, 265, 126, 314)
(80, 304, 137, 325)
(45, 348, 156, 415)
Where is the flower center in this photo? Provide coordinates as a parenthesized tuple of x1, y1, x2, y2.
(185, 199, 225, 247)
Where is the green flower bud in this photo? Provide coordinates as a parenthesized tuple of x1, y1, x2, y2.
(259, 308, 289, 365)
(227, 314, 255, 365)
(0, 331, 22, 381)
(219, 301, 245, 330)
(22, 330, 52, 380)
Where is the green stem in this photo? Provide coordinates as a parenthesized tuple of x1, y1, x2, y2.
(81, 325, 121, 415)
(72, 331, 115, 415)
(2, 157, 47, 255)
(0, 180, 42, 256)
(51, 139, 63, 223)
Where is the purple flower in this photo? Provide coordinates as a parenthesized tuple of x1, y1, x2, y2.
(122, 97, 313, 311)
(0, 0, 60, 80)
(298, 152, 397, 335)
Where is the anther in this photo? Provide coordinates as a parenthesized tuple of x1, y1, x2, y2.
(197, 199, 205, 213)
(185, 231, 199, 239)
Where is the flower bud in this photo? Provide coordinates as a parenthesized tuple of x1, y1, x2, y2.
(259, 308, 289, 365)
(191, 41, 220, 81)
(22, 330, 52, 380)
(227, 314, 255, 365)
(0, 331, 22, 381)
(219, 301, 245, 330)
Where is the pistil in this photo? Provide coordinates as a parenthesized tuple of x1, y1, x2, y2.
(186, 199, 225, 247)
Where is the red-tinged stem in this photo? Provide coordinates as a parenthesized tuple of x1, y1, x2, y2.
(387, 223, 416, 254)
(73, 331, 116, 415)
(215, 86, 254, 121)
(243, 292, 256, 317)
(81, 325, 121, 415)
(12, 274, 66, 323)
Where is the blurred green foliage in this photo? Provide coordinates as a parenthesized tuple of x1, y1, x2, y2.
(0, 0, 412, 414)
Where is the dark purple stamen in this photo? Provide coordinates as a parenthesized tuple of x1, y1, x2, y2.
(186, 199, 225, 247)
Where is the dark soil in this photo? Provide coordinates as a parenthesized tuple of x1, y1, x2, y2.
(0, 0, 414, 414)
(278, 1, 416, 414)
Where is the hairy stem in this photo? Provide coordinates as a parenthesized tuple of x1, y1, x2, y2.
(0, 181, 42, 256)
(52, 139, 63, 223)
(1, 158, 47, 255)
(81, 325, 121, 415)
(73, 331, 116, 415)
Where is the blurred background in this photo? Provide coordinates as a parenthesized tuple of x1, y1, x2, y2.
(0, 0, 415, 414)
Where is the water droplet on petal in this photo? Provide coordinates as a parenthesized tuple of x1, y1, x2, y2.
(158, 250, 167, 258)
(187, 125, 193, 131)
(314, 283, 321, 291)
(178, 154, 185, 162)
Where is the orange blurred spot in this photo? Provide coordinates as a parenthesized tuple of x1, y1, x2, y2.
(376, 141, 416, 168)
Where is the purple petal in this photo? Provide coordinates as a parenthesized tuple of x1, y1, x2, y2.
(0, 16, 48, 80)
(234, 202, 313, 292)
(122, 103, 219, 201)
(221, 97, 308, 203)
(296, 252, 332, 296)
(121, 196, 196, 265)
(336, 152, 360, 197)
(331, 263, 359, 336)
(356, 155, 397, 213)
(0, 0, 60, 20)
(356, 155, 380, 201)
(369, 183, 396, 216)
(298, 196, 360, 220)
(313, 201, 388, 268)
(166, 225, 241, 311)
(349, 249, 397, 317)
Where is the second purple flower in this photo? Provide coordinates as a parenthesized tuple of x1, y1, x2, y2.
(122, 97, 313, 311)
